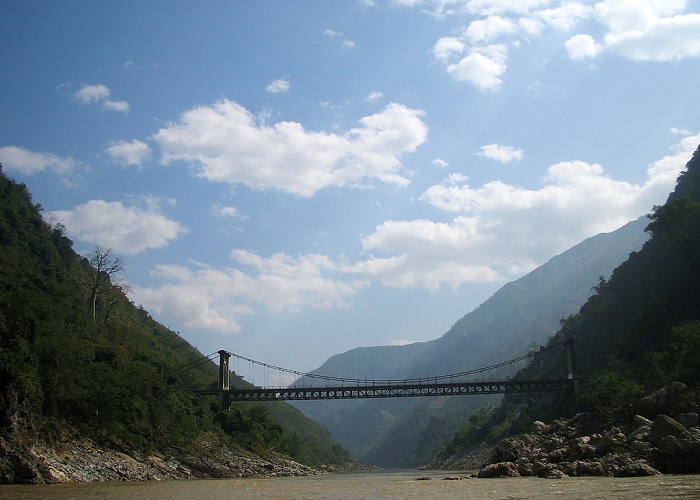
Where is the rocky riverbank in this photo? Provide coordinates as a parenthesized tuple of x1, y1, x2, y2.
(429, 383, 700, 479)
(0, 432, 323, 484)
(475, 409, 700, 478)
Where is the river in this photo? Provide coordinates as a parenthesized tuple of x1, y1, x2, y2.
(2, 470, 700, 499)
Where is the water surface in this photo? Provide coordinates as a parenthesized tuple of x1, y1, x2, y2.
(2, 470, 699, 499)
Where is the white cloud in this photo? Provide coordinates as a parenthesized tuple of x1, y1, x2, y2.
(75, 84, 110, 104)
(212, 204, 244, 218)
(444, 44, 508, 90)
(432, 158, 449, 167)
(603, 13, 700, 61)
(103, 100, 130, 112)
(351, 133, 699, 289)
(565, 34, 603, 59)
(0, 146, 80, 175)
(670, 127, 692, 135)
(131, 251, 367, 334)
(432, 36, 465, 62)
(105, 139, 152, 167)
(265, 79, 290, 94)
(479, 143, 524, 163)
(365, 91, 385, 102)
(52, 199, 188, 255)
(152, 100, 428, 197)
(128, 134, 699, 329)
(74, 84, 130, 112)
(465, 15, 517, 42)
(414, 1, 699, 86)
(323, 28, 355, 48)
(563, 0, 700, 61)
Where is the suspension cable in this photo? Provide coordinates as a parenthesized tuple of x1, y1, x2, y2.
(225, 340, 563, 387)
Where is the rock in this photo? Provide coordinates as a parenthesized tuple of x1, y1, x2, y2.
(677, 413, 699, 429)
(531, 421, 549, 434)
(542, 468, 568, 479)
(629, 440, 651, 456)
(627, 425, 651, 442)
(490, 437, 528, 463)
(477, 462, 521, 478)
(636, 382, 687, 417)
(571, 460, 604, 476)
(515, 457, 534, 476)
(613, 460, 661, 477)
(415, 476, 431, 480)
(532, 460, 557, 478)
(650, 415, 686, 445)
(633, 415, 653, 428)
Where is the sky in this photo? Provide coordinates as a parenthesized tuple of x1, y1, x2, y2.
(2, 0, 700, 384)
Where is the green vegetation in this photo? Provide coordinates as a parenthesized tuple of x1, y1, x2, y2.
(0, 169, 350, 466)
(439, 144, 700, 457)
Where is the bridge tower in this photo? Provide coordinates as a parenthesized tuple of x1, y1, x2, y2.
(564, 339, 578, 413)
(218, 350, 231, 410)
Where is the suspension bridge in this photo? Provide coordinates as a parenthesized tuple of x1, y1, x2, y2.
(187, 340, 580, 409)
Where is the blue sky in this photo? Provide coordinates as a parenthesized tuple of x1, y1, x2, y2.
(2, 0, 700, 384)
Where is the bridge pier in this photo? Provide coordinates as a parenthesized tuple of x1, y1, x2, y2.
(218, 350, 231, 411)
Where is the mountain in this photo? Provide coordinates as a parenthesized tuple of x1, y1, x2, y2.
(438, 143, 700, 462)
(0, 167, 350, 483)
(293, 215, 651, 467)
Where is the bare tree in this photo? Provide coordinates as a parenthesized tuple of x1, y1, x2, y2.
(103, 277, 132, 324)
(77, 245, 124, 320)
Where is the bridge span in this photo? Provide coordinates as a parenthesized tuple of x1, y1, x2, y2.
(189, 339, 579, 408)
(197, 378, 573, 403)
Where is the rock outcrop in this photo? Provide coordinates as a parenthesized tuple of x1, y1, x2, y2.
(0, 432, 321, 484)
(476, 409, 700, 478)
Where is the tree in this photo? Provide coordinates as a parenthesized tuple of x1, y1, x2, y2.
(103, 277, 132, 324)
(77, 245, 124, 320)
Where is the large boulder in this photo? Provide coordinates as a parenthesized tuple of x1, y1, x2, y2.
(650, 415, 686, 445)
(477, 462, 520, 478)
(613, 460, 661, 477)
(636, 383, 688, 417)
(653, 427, 700, 473)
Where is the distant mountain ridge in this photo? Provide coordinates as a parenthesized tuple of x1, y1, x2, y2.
(293, 217, 650, 467)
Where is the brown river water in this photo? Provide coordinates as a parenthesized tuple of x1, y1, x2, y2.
(2, 470, 700, 499)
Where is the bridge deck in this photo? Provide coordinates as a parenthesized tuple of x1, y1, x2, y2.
(197, 378, 574, 402)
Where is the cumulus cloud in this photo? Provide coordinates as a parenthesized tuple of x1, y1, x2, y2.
(479, 143, 524, 163)
(348, 133, 699, 289)
(127, 134, 698, 331)
(131, 251, 367, 334)
(0, 146, 81, 175)
(265, 79, 290, 94)
(365, 91, 385, 102)
(565, 34, 603, 59)
(413, 1, 699, 87)
(432, 36, 466, 62)
(75, 84, 130, 112)
(105, 139, 152, 167)
(444, 44, 508, 90)
(52, 199, 188, 254)
(152, 100, 428, 197)
(564, 0, 700, 61)
(465, 15, 517, 42)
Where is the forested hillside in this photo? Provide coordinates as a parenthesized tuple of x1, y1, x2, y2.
(294, 216, 650, 467)
(440, 144, 700, 460)
(0, 167, 350, 483)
